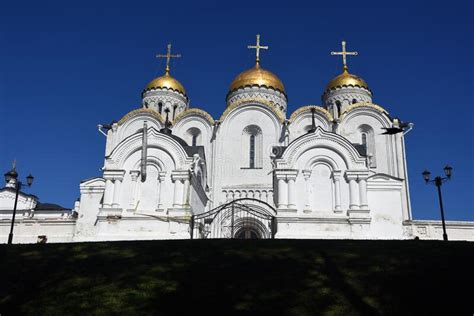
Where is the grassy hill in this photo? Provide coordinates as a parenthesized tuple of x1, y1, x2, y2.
(0, 239, 473, 315)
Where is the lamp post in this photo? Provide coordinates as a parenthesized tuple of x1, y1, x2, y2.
(4, 165, 34, 244)
(422, 165, 452, 241)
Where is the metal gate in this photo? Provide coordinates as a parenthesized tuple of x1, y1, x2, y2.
(190, 198, 277, 239)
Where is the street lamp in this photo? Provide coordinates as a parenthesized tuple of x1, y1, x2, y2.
(422, 165, 452, 241)
(4, 165, 34, 244)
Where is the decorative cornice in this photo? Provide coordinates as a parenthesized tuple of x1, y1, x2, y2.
(288, 105, 333, 123)
(339, 102, 388, 117)
(103, 169, 126, 181)
(117, 108, 164, 125)
(275, 169, 298, 179)
(220, 97, 285, 123)
(171, 170, 190, 180)
(345, 170, 370, 180)
(173, 108, 215, 125)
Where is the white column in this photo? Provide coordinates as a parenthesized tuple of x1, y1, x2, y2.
(182, 177, 190, 207)
(348, 178, 359, 210)
(358, 178, 368, 209)
(268, 190, 273, 205)
(112, 179, 122, 208)
(277, 178, 288, 208)
(129, 171, 140, 208)
(173, 179, 183, 207)
(303, 170, 312, 211)
(333, 171, 342, 213)
(157, 174, 165, 209)
(288, 178, 296, 208)
(103, 179, 114, 207)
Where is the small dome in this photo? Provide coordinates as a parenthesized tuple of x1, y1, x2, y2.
(325, 67, 369, 92)
(229, 62, 285, 94)
(144, 72, 186, 96)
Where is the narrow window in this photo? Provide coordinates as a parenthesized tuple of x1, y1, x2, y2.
(192, 134, 198, 147)
(173, 105, 177, 119)
(335, 101, 342, 115)
(249, 134, 256, 168)
(362, 133, 367, 149)
(158, 102, 163, 114)
(352, 99, 357, 104)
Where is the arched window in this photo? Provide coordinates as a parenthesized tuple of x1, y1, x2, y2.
(352, 99, 357, 104)
(249, 134, 256, 168)
(358, 125, 376, 167)
(173, 105, 178, 119)
(243, 125, 262, 168)
(158, 102, 163, 114)
(335, 101, 342, 116)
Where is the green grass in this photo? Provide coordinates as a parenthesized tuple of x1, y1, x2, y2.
(0, 239, 473, 315)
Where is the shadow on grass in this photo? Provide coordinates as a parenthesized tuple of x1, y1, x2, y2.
(0, 240, 473, 315)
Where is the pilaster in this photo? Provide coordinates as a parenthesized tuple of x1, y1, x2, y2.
(345, 170, 370, 221)
(169, 170, 191, 216)
(302, 170, 312, 213)
(102, 170, 125, 209)
(275, 169, 298, 214)
(332, 170, 342, 213)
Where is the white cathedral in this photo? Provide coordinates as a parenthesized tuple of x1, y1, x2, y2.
(1, 37, 473, 242)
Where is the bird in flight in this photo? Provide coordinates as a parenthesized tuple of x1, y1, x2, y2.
(381, 119, 413, 135)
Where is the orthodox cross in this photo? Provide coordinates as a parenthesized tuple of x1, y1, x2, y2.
(156, 43, 181, 75)
(248, 34, 268, 64)
(331, 40, 358, 71)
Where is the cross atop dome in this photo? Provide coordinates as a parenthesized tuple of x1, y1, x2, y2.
(156, 43, 181, 75)
(331, 40, 358, 72)
(248, 34, 269, 65)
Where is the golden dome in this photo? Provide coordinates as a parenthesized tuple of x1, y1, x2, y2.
(229, 62, 285, 94)
(325, 66, 369, 92)
(144, 72, 186, 96)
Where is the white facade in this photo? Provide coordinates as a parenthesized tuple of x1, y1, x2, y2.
(1, 48, 473, 243)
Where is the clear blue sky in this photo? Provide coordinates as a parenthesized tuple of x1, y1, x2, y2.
(1, 0, 473, 220)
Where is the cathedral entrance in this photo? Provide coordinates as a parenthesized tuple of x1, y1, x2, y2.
(235, 227, 261, 239)
(190, 198, 277, 239)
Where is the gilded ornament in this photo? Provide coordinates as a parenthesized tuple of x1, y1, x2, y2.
(325, 69, 369, 92)
(144, 74, 187, 96)
(118, 108, 165, 125)
(144, 43, 186, 96)
(229, 34, 285, 95)
(173, 108, 215, 125)
(339, 102, 389, 117)
(326, 40, 370, 92)
(288, 105, 333, 123)
(220, 97, 285, 123)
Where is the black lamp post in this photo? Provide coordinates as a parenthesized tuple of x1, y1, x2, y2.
(4, 166, 34, 244)
(422, 165, 452, 241)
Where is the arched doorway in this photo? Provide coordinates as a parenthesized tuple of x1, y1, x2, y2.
(235, 227, 261, 239)
(190, 198, 277, 239)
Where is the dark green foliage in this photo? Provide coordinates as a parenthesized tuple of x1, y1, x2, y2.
(0, 240, 473, 315)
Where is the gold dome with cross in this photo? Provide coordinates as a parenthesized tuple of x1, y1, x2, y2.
(325, 40, 369, 92)
(229, 34, 285, 94)
(144, 44, 187, 96)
